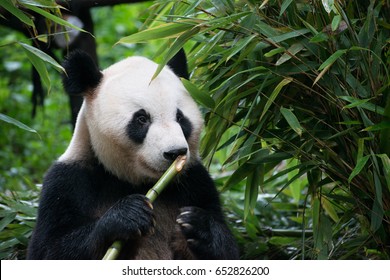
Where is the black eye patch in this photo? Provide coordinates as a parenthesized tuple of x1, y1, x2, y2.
(176, 109, 192, 139)
(127, 109, 151, 144)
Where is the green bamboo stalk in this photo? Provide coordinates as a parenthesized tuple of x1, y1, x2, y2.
(102, 155, 187, 260)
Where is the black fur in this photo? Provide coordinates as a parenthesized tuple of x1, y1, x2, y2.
(27, 160, 239, 259)
(167, 49, 189, 79)
(126, 109, 151, 144)
(62, 50, 102, 95)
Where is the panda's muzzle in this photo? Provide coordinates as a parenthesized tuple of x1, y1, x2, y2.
(163, 148, 188, 162)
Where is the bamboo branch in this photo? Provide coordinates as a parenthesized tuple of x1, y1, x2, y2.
(57, 0, 150, 9)
(102, 155, 187, 260)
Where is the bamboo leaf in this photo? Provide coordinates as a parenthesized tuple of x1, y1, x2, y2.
(20, 44, 51, 92)
(318, 49, 347, 71)
(269, 237, 297, 246)
(340, 96, 385, 115)
(117, 22, 195, 44)
(264, 47, 285, 57)
(310, 32, 328, 43)
(371, 198, 383, 232)
(249, 151, 293, 165)
(264, 161, 315, 185)
(25, 4, 87, 34)
(312, 196, 320, 236)
(6, 201, 37, 217)
(227, 35, 256, 61)
(0, 0, 34, 27)
(181, 79, 215, 109)
(260, 77, 293, 121)
(370, 171, 384, 232)
(275, 43, 304, 66)
(279, 0, 294, 16)
(280, 107, 303, 136)
(313, 63, 332, 86)
(377, 154, 390, 192)
(0, 213, 17, 232)
(357, 138, 365, 162)
(0, 113, 37, 133)
(358, 1, 376, 48)
(321, 197, 340, 223)
(19, 0, 59, 8)
(287, 159, 301, 204)
(260, 0, 269, 9)
(268, 29, 310, 44)
(223, 163, 256, 191)
(348, 155, 369, 183)
(321, 0, 335, 13)
(331, 15, 341, 31)
(244, 167, 260, 219)
(363, 121, 390, 132)
(18, 43, 64, 73)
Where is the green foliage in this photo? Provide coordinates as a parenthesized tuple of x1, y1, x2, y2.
(0, 188, 38, 259)
(0, 0, 76, 96)
(119, 0, 390, 259)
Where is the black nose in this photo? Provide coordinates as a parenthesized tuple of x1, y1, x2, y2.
(163, 148, 188, 161)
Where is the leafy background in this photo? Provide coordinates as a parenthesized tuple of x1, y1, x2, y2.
(1, 0, 389, 259)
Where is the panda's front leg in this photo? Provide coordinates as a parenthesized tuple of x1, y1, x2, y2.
(176, 206, 239, 259)
(92, 194, 155, 257)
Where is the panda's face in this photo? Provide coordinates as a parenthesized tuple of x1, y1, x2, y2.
(84, 57, 203, 184)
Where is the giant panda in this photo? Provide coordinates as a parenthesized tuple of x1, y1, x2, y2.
(27, 50, 239, 260)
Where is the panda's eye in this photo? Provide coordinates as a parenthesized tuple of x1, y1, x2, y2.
(133, 109, 150, 126)
(176, 110, 184, 123)
(128, 109, 151, 144)
(137, 115, 148, 125)
(176, 108, 193, 139)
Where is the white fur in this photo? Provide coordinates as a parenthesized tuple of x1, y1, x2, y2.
(60, 56, 203, 185)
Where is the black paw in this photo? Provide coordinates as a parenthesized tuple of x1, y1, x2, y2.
(176, 206, 213, 254)
(97, 194, 155, 242)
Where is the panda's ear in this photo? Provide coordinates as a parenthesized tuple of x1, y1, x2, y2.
(62, 50, 102, 95)
(167, 49, 189, 80)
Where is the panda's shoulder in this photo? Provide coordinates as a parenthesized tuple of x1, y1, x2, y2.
(44, 161, 92, 186)
(40, 161, 94, 198)
(42, 161, 133, 196)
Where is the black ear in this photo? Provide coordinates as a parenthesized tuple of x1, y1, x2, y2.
(167, 49, 189, 80)
(62, 50, 102, 95)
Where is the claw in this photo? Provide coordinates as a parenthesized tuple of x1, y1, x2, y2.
(180, 223, 193, 230)
(145, 199, 153, 210)
(180, 210, 192, 216)
(187, 238, 195, 244)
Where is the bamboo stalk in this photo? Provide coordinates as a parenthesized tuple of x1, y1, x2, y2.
(102, 155, 187, 260)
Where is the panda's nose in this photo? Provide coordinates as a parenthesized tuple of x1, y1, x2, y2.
(163, 148, 188, 161)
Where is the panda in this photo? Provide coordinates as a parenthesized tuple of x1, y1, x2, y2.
(27, 50, 239, 260)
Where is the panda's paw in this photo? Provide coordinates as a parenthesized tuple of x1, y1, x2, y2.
(98, 194, 155, 242)
(176, 206, 214, 254)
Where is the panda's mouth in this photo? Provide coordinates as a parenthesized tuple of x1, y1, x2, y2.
(138, 157, 167, 178)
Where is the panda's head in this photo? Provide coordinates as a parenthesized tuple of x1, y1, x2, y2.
(60, 50, 203, 185)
